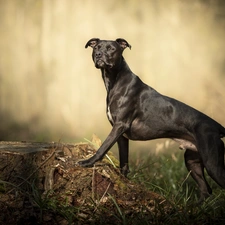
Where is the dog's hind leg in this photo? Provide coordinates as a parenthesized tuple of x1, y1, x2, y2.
(197, 134, 225, 189)
(184, 149, 212, 201)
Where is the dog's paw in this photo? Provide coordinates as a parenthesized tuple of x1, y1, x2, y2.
(77, 159, 94, 167)
(121, 164, 130, 177)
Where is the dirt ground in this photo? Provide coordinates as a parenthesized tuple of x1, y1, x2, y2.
(0, 139, 169, 224)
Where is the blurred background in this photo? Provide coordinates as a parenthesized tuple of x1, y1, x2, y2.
(0, 0, 225, 151)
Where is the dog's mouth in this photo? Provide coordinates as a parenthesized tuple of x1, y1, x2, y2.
(95, 59, 113, 69)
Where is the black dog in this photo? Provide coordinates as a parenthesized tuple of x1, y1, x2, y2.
(78, 38, 225, 201)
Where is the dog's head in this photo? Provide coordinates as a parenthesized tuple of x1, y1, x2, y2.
(85, 38, 131, 69)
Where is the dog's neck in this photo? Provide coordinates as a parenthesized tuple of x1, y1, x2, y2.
(101, 57, 130, 92)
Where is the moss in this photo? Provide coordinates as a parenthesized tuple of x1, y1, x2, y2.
(102, 151, 120, 168)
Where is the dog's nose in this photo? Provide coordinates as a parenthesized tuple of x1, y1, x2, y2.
(95, 51, 102, 57)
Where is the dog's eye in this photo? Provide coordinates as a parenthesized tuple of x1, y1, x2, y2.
(95, 45, 101, 50)
(107, 46, 115, 51)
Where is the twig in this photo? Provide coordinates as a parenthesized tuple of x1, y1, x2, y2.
(93, 182, 111, 213)
(92, 165, 96, 199)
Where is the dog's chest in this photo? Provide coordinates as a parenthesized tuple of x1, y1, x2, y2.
(107, 106, 114, 123)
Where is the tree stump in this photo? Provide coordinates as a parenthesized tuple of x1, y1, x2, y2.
(0, 140, 168, 224)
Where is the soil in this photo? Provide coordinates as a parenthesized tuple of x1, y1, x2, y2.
(0, 139, 169, 224)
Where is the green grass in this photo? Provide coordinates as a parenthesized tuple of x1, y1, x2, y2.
(128, 150, 225, 224)
(129, 150, 194, 197)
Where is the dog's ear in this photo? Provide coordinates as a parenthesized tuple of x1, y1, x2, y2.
(116, 38, 131, 50)
(85, 38, 100, 48)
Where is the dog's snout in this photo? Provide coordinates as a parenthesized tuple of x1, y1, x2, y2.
(95, 51, 102, 58)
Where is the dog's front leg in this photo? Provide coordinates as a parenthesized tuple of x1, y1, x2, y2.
(78, 123, 128, 167)
(117, 136, 130, 177)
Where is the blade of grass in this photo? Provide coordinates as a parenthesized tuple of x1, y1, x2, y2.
(108, 193, 126, 225)
(84, 137, 116, 168)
